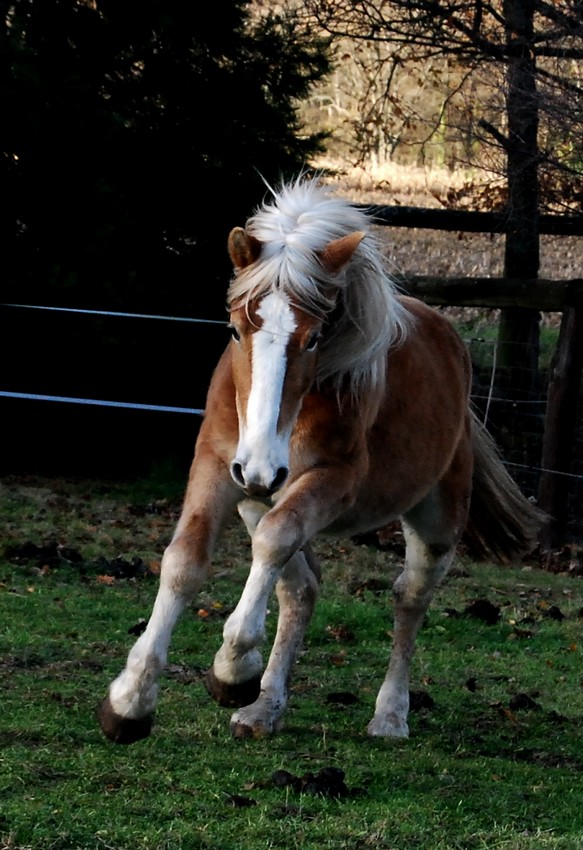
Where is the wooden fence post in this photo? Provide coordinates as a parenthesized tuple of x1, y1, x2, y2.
(538, 283, 583, 551)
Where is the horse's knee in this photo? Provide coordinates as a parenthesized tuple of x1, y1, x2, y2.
(251, 511, 303, 570)
(160, 536, 208, 597)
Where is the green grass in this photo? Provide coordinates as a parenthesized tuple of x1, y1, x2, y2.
(1, 474, 582, 850)
(456, 317, 559, 373)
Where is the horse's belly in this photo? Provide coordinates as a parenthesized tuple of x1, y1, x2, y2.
(319, 463, 442, 538)
(321, 504, 401, 539)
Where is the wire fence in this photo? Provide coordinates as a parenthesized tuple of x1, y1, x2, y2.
(0, 303, 227, 416)
(2, 300, 582, 541)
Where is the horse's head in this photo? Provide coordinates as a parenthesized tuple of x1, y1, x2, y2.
(226, 226, 364, 497)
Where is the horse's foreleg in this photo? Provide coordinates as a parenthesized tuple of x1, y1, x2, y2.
(229, 541, 319, 738)
(98, 468, 236, 744)
(204, 501, 272, 708)
(367, 521, 455, 739)
(205, 500, 319, 737)
(98, 533, 204, 743)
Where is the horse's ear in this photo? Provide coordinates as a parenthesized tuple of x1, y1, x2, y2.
(318, 231, 366, 274)
(228, 227, 263, 270)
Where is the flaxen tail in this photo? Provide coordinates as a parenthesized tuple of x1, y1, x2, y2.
(463, 411, 547, 563)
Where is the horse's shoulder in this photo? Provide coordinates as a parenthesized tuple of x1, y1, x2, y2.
(207, 343, 234, 392)
(198, 343, 238, 443)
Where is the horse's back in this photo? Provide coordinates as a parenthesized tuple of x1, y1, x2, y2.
(338, 297, 473, 530)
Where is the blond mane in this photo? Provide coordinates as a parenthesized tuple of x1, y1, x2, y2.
(227, 175, 411, 402)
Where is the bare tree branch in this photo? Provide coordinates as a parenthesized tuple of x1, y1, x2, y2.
(478, 117, 511, 151)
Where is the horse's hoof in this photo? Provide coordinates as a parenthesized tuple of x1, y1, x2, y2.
(230, 709, 283, 740)
(204, 666, 261, 708)
(366, 716, 409, 739)
(230, 719, 271, 740)
(97, 696, 153, 744)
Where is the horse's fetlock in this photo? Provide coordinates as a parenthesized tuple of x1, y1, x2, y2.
(224, 623, 263, 653)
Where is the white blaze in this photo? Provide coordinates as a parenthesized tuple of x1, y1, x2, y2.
(236, 292, 296, 487)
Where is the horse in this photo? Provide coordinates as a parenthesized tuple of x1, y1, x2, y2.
(98, 175, 545, 744)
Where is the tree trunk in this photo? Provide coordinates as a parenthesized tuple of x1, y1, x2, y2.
(496, 0, 540, 399)
(538, 296, 583, 551)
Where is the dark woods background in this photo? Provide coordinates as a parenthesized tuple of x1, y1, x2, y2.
(0, 0, 331, 476)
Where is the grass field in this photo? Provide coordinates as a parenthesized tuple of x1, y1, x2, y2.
(1, 473, 582, 850)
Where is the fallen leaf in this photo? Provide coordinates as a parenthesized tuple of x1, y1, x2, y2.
(326, 624, 356, 643)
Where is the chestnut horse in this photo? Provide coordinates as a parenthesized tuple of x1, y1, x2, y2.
(98, 176, 544, 743)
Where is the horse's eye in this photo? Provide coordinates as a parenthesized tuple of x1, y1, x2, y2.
(229, 325, 241, 343)
(305, 332, 321, 352)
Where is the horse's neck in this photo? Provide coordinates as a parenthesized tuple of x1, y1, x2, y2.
(302, 379, 384, 431)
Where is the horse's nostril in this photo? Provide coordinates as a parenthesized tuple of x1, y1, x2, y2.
(231, 462, 245, 488)
(271, 467, 288, 491)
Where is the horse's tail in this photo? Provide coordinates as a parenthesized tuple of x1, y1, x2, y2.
(463, 411, 547, 563)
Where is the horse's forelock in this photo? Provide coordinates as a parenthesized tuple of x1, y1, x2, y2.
(226, 178, 411, 399)
(227, 235, 338, 319)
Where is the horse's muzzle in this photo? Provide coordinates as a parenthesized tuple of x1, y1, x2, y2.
(230, 461, 288, 496)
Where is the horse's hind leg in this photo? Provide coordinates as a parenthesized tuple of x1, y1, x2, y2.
(206, 500, 320, 738)
(367, 522, 456, 738)
(368, 444, 472, 738)
(229, 541, 320, 738)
